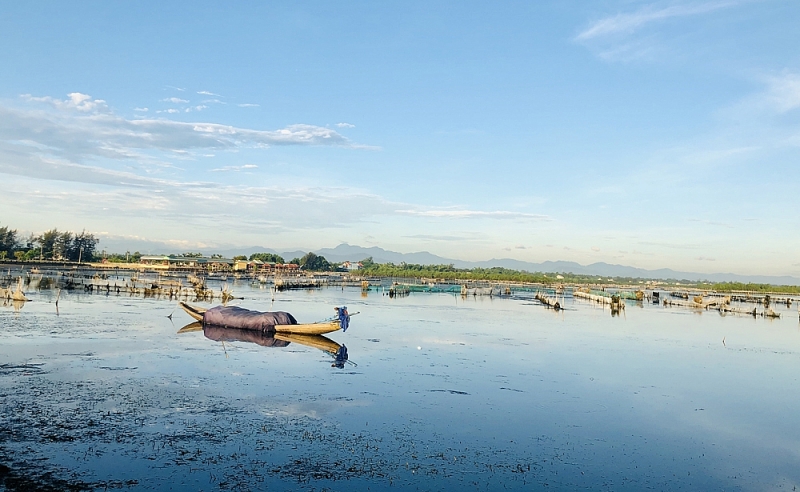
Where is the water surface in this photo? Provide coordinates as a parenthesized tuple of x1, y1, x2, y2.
(1, 282, 799, 490)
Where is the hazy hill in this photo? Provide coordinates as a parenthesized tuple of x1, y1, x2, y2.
(98, 238, 800, 285)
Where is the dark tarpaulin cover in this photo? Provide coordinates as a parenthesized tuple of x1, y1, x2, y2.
(202, 306, 297, 332)
(203, 325, 290, 347)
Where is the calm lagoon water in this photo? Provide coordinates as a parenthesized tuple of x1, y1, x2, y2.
(1, 281, 799, 490)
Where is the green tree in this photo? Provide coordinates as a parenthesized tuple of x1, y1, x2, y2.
(298, 252, 332, 271)
(233, 255, 247, 261)
(0, 225, 20, 256)
(68, 230, 99, 262)
(53, 231, 74, 260)
(289, 257, 301, 265)
(249, 252, 285, 264)
(36, 228, 60, 259)
(360, 256, 375, 268)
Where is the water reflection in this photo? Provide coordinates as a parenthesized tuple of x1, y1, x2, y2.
(203, 325, 291, 348)
(177, 322, 351, 367)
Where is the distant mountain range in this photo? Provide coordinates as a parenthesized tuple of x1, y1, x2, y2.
(99, 238, 800, 285)
(249, 243, 800, 285)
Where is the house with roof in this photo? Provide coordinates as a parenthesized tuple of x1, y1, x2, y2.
(340, 261, 363, 271)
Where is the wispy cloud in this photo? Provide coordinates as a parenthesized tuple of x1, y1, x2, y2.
(22, 93, 109, 113)
(336, 122, 355, 128)
(398, 209, 549, 220)
(0, 92, 373, 190)
(403, 234, 471, 241)
(575, 1, 737, 41)
(197, 91, 222, 97)
(133, 107, 148, 112)
(0, 173, 401, 232)
(639, 241, 701, 250)
(687, 218, 734, 228)
(238, 103, 259, 108)
(12, 92, 362, 151)
(162, 97, 189, 104)
(210, 164, 258, 172)
(762, 72, 800, 113)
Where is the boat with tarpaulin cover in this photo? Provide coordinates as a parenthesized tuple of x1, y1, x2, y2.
(179, 302, 350, 335)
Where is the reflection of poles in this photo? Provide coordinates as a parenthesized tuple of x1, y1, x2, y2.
(78, 246, 84, 264)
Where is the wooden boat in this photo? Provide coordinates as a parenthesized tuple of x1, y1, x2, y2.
(179, 302, 342, 335)
(180, 302, 206, 322)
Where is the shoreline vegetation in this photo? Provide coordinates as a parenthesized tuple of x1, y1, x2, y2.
(2, 224, 799, 294)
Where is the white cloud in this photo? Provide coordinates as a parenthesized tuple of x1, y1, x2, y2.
(238, 103, 259, 108)
(203, 99, 226, 105)
(22, 92, 109, 113)
(575, 1, 737, 41)
(0, 173, 400, 233)
(134, 107, 148, 112)
(762, 73, 800, 113)
(0, 92, 372, 189)
(18, 94, 356, 148)
(403, 234, 476, 241)
(162, 97, 189, 104)
(157, 108, 180, 114)
(336, 122, 355, 128)
(210, 164, 258, 172)
(197, 91, 222, 97)
(397, 209, 550, 220)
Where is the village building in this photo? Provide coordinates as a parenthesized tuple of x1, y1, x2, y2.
(340, 261, 363, 271)
(139, 255, 234, 271)
(232, 259, 300, 273)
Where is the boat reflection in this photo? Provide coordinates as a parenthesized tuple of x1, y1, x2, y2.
(1, 299, 27, 313)
(177, 322, 352, 367)
(204, 325, 291, 348)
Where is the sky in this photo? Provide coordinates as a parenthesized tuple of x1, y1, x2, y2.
(1, 1, 799, 275)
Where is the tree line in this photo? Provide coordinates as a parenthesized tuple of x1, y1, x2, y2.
(356, 257, 553, 283)
(0, 224, 99, 262)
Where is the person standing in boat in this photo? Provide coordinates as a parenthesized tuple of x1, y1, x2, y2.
(335, 306, 350, 331)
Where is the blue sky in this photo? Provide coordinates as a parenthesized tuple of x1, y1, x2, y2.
(1, 1, 799, 275)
